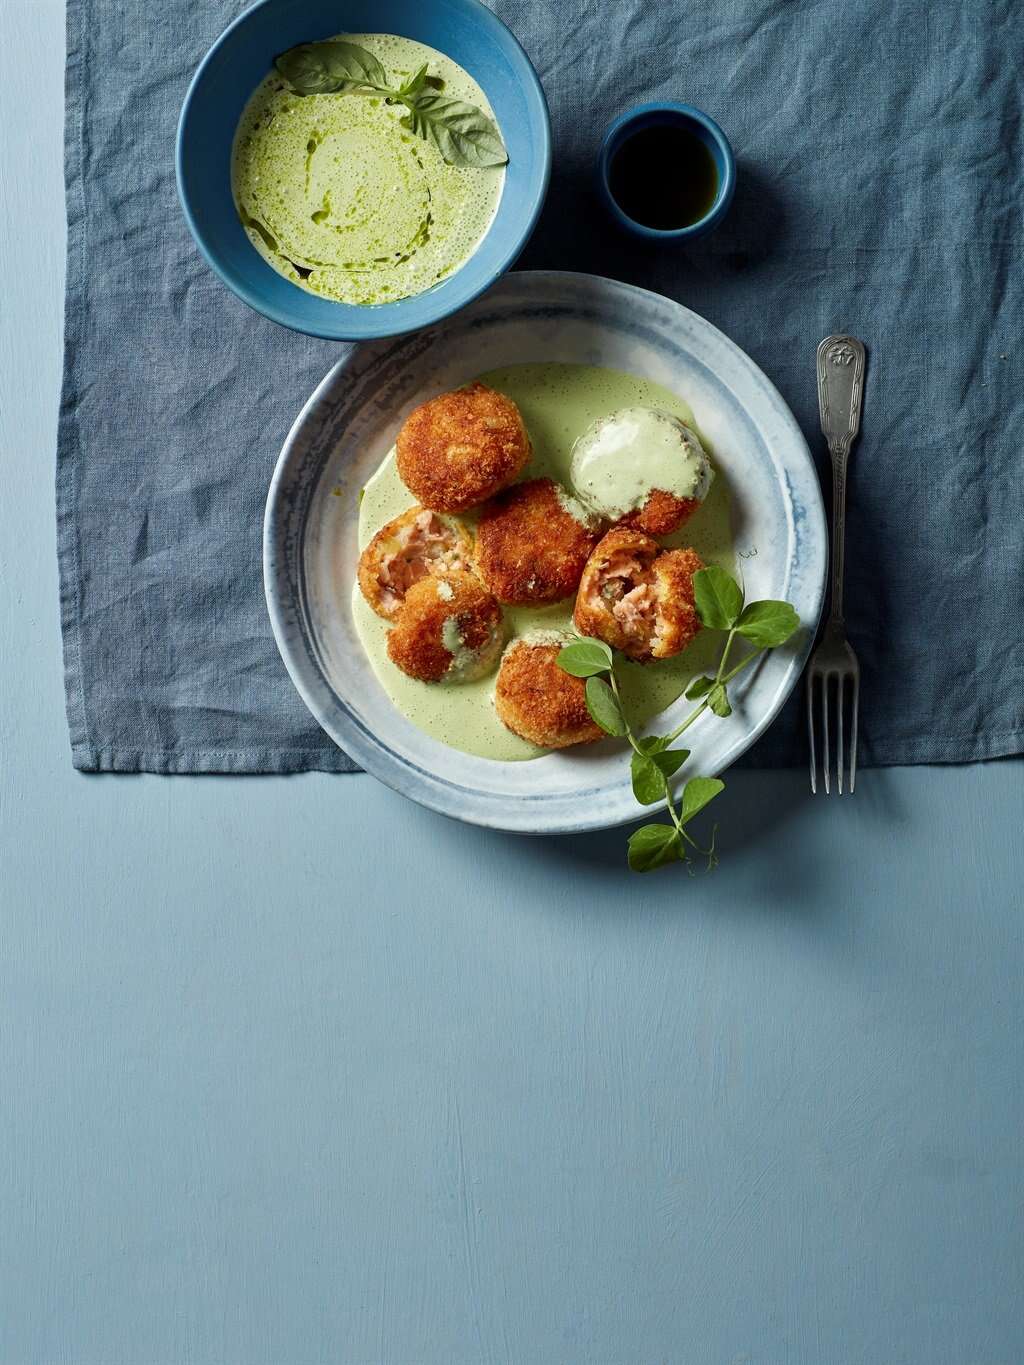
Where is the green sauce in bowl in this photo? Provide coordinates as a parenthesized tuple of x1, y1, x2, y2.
(232, 33, 505, 305)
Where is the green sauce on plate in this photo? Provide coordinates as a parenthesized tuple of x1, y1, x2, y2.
(232, 34, 504, 305)
(352, 363, 736, 762)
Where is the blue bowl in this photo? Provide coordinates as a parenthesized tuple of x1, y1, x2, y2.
(176, 0, 551, 341)
(597, 102, 735, 241)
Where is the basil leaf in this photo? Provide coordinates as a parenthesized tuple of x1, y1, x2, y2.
(680, 777, 725, 825)
(631, 753, 668, 805)
(400, 93, 509, 168)
(399, 63, 429, 100)
(585, 676, 627, 736)
(685, 674, 715, 699)
(276, 40, 390, 95)
(627, 824, 684, 873)
(708, 683, 732, 717)
(693, 565, 743, 630)
(274, 45, 335, 93)
(735, 600, 800, 648)
(557, 638, 613, 678)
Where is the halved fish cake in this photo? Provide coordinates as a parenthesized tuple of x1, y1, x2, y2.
(387, 571, 505, 684)
(358, 506, 474, 621)
(396, 382, 532, 514)
(574, 529, 703, 662)
(494, 634, 603, 748)
(475, 478, 603, 605)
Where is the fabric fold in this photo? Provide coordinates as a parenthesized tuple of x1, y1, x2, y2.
(58, 0, 1024, 773)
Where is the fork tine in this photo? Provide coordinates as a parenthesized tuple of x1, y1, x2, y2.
(821, 673, 831, 794)
(837, 673, 845, 794)
(849, 672, 859, 794)
(807, 673, 818, 794)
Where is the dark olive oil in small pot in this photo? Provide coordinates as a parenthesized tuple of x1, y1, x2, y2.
(609, 124, 719, 230)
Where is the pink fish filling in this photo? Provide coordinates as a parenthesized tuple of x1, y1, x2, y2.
(591, 548, 658, 645)
(377, 511, 470, 614)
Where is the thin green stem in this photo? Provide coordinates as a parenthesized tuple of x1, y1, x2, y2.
(720, 647, 764, 685)
(665, 699, 708, 745)
(661, 632, 763, 746)
(609, 667, 686, 836)
(715, 627, 737, 683)
(607, 671, 643, 756)
(610, 629, 770, 859)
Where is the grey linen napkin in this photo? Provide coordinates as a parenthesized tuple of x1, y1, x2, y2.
(59, 0, 1024, 772)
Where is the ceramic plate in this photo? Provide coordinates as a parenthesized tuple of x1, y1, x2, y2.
(264, 271, 827, 833)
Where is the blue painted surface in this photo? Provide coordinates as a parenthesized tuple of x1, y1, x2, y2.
(2, 3, 1023, 1362)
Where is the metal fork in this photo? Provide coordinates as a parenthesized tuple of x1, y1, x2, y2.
(807, 334, 865, 794)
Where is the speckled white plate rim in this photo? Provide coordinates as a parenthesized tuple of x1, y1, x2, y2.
(264, 271, 827, 834)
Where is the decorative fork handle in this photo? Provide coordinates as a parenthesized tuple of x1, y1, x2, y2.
(816, 335, 866, 623)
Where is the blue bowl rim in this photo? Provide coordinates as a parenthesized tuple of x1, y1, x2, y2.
(597, 101, 736, 241)
(175, 0, 552, 342)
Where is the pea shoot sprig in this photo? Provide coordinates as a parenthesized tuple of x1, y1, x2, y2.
(557, 566, 800, 874)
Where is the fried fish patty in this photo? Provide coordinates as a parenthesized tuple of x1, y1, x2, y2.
(395, 382, 532, 513)
(574, 529, 703, 662)
(615, 488, 702, 536)
(358, 506, 474, 621)
(386, 571, 505, 684)
(474, 478, 603, 604)
(494, 635, 604, 748)
(569, 407, 712, 536)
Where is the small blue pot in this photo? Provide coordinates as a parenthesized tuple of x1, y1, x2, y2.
(177, 0, 551, 342)
(597, 102, 736, 241)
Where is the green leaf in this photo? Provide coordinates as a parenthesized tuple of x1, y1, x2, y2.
(685, 674, 716, 699)
(631, 753, 668, 805)
(631, 746, 690, 805)
(635, 734, 671, 755)
(398, 63, 429, 99)
(627, 824, 684, 872)
(735, 600, 800, 648)
(557, 638, 613, 678)
(275, 40, 390, 95)
(400, 93, 509, 168)
(585, 676, 627, 737)
(693, 565, 743, 630)
(652, 748, 689, 779)
(708, 683, 732, 718)
(680, 777, 725, 826)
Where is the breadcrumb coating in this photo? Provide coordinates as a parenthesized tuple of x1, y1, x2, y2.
(387, 572, 505, 683)
(475, 478, 602, 604)
(614, 487, 701, 536)
(395, 382, 531, 513)
(494, 638, 603, 748)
